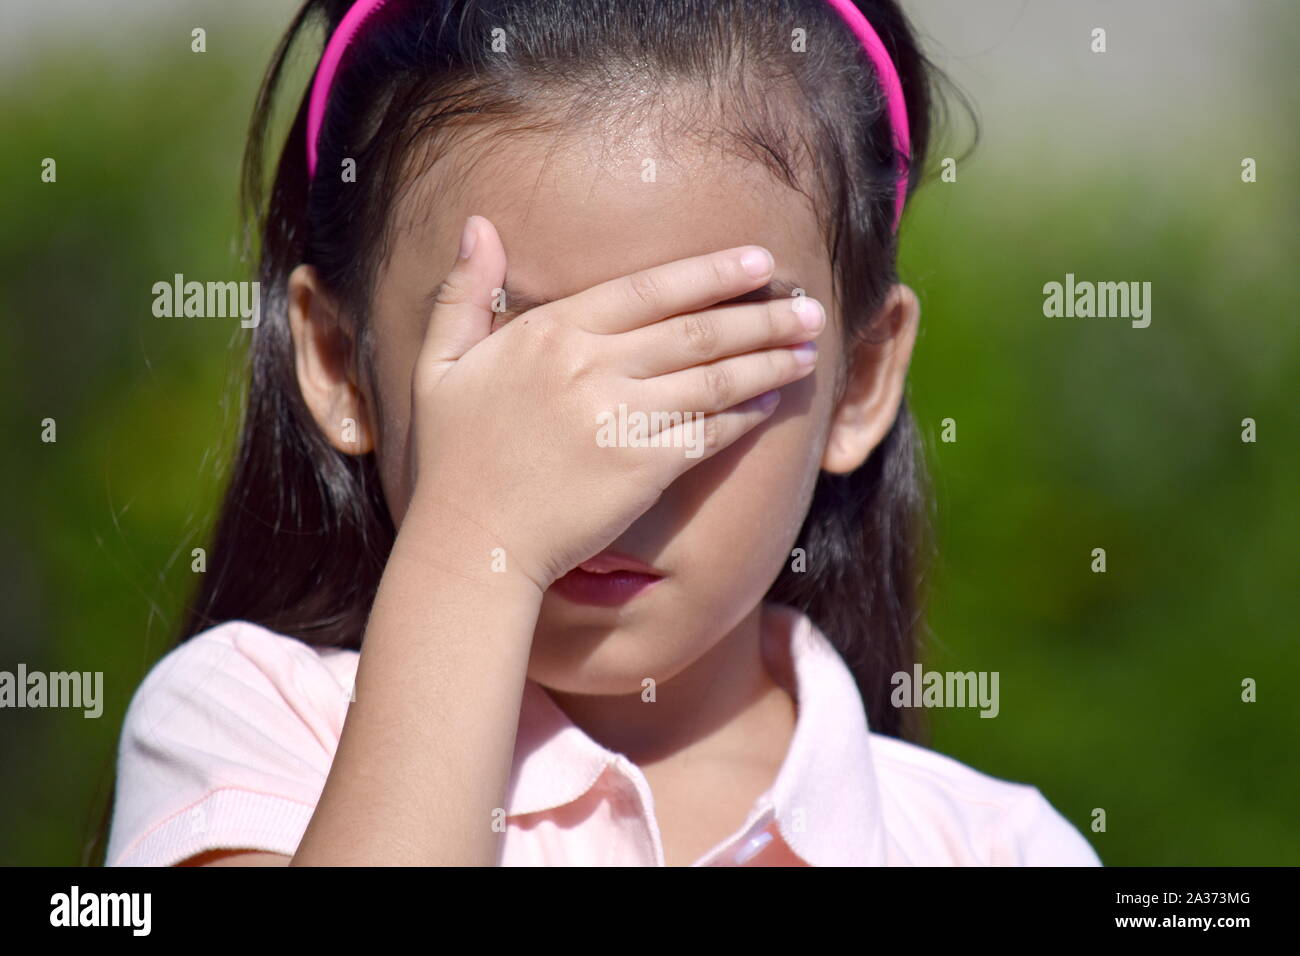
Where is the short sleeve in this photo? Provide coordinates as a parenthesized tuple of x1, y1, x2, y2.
(105, 621, 357, 867)
(990, 786, 1103, 866)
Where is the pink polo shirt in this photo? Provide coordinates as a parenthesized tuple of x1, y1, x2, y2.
(105, 604, 1101, 866)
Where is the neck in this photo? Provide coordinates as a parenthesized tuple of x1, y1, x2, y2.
(546, 602, 793, 766)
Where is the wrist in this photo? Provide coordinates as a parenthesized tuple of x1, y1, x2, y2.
(396, 494, 548, 600)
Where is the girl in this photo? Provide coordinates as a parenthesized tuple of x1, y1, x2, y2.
(103, 0, 1100, 866)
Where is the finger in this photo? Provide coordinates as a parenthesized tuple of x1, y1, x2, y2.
(620, 294, 825, 378)
(648, 389, 784, 469)
(642, 342, 818, 415)
(419, 215, 508, 370)
(563, 245, 776, 335)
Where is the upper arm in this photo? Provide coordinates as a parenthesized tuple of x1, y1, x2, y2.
(106, 624, 353, 867)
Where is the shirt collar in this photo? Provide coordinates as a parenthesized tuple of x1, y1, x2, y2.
(763, 603, 887, 865)
(504, 602, 886, 865)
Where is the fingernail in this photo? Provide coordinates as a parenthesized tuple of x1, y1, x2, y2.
(791, 341, 818, 366)
(757, 389, 781, 411)
(793, 296, 824, 332)
(458, 216, 478, 260)
(740, 247, 773, 278)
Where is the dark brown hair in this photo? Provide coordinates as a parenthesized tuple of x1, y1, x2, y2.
(90, 0, 976, 864)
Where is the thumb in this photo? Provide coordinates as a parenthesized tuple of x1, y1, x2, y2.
(420, 214, 507, 367)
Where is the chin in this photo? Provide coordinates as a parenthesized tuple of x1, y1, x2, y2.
(527, 613, 708, 697)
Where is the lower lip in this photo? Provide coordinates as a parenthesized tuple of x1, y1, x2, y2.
(548, 568, 664, 607)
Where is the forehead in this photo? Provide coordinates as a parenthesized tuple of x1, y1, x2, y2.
(385, 122, 832, 304)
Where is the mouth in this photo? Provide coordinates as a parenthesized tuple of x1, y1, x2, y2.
(548, 550, 665, 607)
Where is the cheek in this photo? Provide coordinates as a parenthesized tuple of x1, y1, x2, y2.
(662, 374, 829, 581)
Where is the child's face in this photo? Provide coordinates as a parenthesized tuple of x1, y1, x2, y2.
(296, 125, 918, 695)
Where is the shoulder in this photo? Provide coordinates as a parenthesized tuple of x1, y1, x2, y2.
(868, 733, 1102, 866)
(126, 620, 359, 712)
(107, 621, 359, 867)
(118, 619, 361, 764)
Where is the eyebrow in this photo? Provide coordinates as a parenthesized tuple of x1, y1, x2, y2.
(493, 277, 807, 315)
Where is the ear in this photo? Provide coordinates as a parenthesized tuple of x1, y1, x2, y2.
(287, 264, 376, 455)
(821, 283, 920, 474)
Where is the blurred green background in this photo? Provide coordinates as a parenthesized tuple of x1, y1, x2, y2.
(1, 0, 1296, 866)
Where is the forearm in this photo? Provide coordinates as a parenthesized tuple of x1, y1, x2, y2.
(291, 500, 542, 866)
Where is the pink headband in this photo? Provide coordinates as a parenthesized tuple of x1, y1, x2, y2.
(823, 0, 912, 230)
(307, 0, 912, 229)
